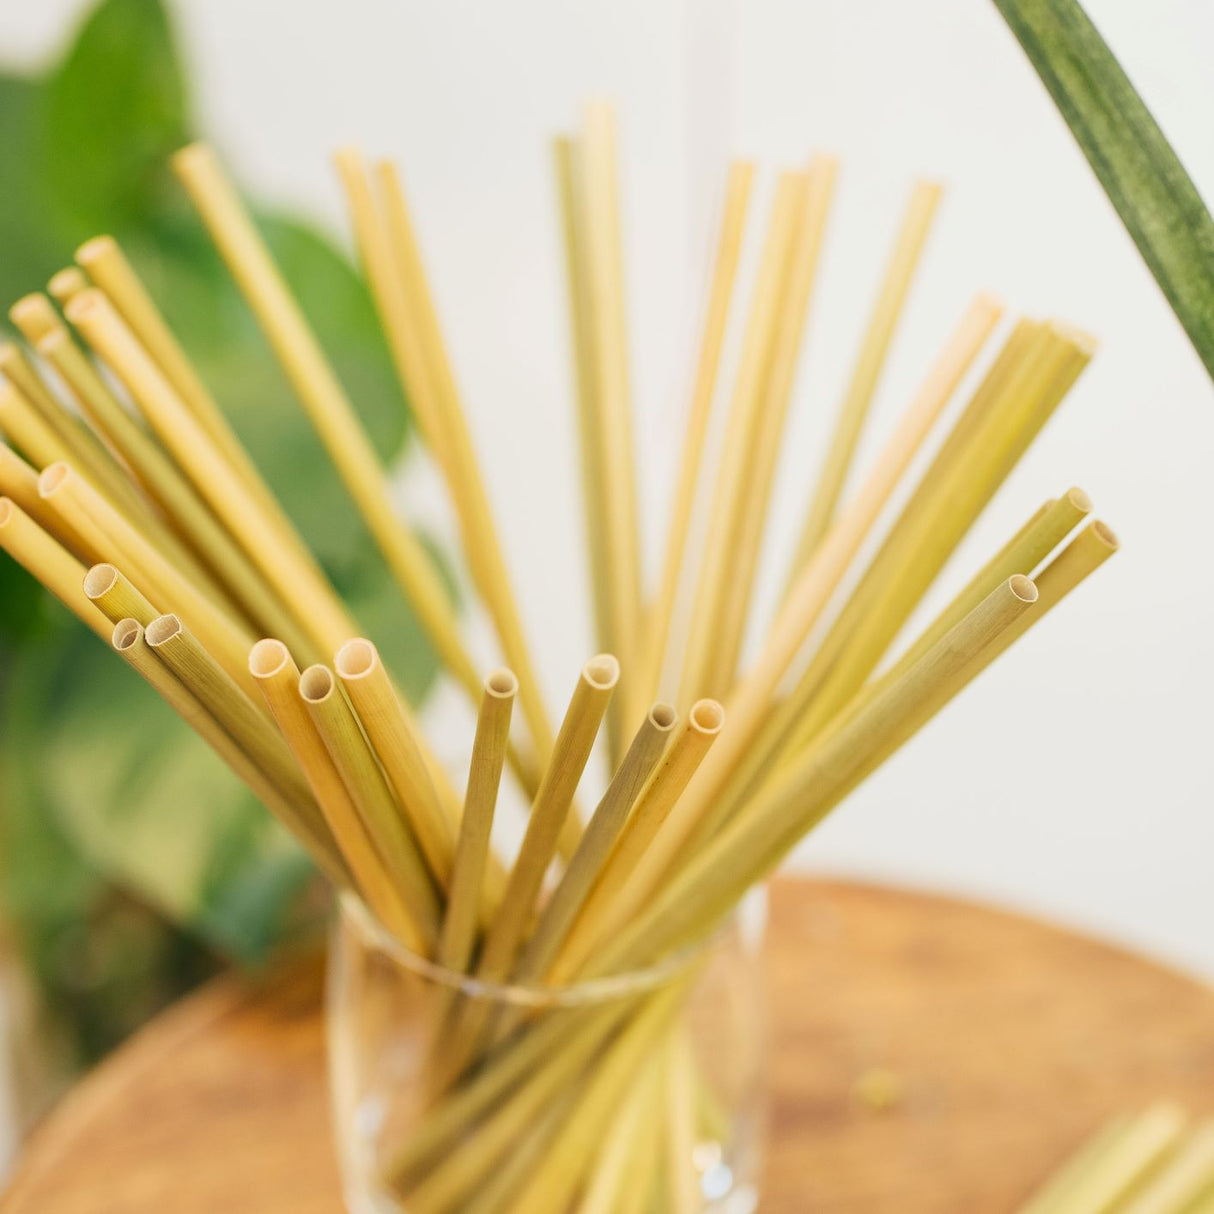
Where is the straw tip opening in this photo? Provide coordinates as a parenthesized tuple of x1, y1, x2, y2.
(1066, 486, 1093, 513)
(111, 618, 141, 650)
(1091, 520, 1119, 550)
(75, 235, 116, 263)
(299, 664, 335, 703)
(249, 638, 291, 679)
(82, 563, 119, 599)
(37, 462, 70, 496)
(583, 654, 620, 690)
(1009, 574, 1038, 604)
(689, 699, 726, 735)
(334, 637, 378, 680)
(648, 702, 678, 731)
(485, 668, 518, 699)
(145, 614, 183, 646)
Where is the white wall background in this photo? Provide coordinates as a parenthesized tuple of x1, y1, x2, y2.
(3, 0, 1212, 975)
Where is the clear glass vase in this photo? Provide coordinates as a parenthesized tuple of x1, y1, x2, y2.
(327, 887, 769, 1213)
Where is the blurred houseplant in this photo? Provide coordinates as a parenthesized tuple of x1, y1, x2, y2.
(0, 0, 443, 1113)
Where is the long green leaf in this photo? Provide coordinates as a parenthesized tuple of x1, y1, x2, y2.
(993, 0, 1214, 379)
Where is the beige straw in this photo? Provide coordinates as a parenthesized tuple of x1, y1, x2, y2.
(144, 613, 313, 816)
(38, 462, 260, 699)
(590, 576, 1040, 977)
(509, 701, 677, 987)
(112, 619, 347, 886)
(604, 294, 1001, 889)
(334, 637, 461, 885)
(678, 169, 808, 704)
(66, 287, 356, 657)
(793, 178, 943, 562)
(170, 143, 482, 704)
(83, 563, 157, 625)
(436, 668, 517, 974)
(75, 235, 292, 527)
(376, 157, 558, 770)
(0, 498, 111, 638)
(37, 326, 314, 655)
(550, 698, 725, 981)
(249, 639, 422, 950)
(709, 154, 838, 689)
(47, 267, 89, 308)
(633, 161, 754, 713)
(0, 341, 149, 521)
(299, 663, 440, 950)
(553, 136, 613, 678)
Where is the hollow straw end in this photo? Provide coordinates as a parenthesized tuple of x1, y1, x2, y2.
(249, 637, 293, 681)
(82, 563, 119, 602)
(145, 613, 183, 647)
(1008, 573, 1039, 605)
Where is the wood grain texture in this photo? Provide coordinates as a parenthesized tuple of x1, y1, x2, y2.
(3, 878, 1212, 1213)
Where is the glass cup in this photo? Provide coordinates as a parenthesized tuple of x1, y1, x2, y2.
(327, 887, 769, 1213)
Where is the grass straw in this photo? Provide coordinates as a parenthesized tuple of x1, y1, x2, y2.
(169, 143, 485, 706)
(509, 701, 677, 987)
(334, 637, 462, 886)
(0, 444, 58, 534)
(47, 267, 89, 308)
(83, 562, 157, 625)
(628, 294, 1002, 874)
(590, 576, 1041, 977)
(437, 668, 517, 973)
(724, 488, 1097, 820)
(1016, 1115, 1139, 1214)
(489, 984, 683, 1214)
(298, 663, 441, 950)
(792, 179, 943, 563)
(633, 161, 754, 714)
(110, 618, 348, 885)
(664, 1026, 701, 1214)
(0, 499, 111, 638)
(426, 655, 619, 1090)
(678, 169, 809, 704)
(376, 157, 558, 771)
(249, 639, 423, 950)
(553, 136, 613, 682)
(1023, 1103, 1189, 1214)
(38, 461, 260, 698)
(570, 1054, 660, 1214)
(709, 155, 838, 690)
(1118, 1119, 1214, 1214)
(574, 104, 644, 757)
(9, 294, 62, 345)
(332, 150, 449, 473)
(143, 612, 314, 807)
(474, 654, 619, 983)
(74, 236, 294, 528)
(36, 324, 315, 656)
(0, 341, 151, 522)
(774, 320, 1094, 760)
(550, 698, 724, 982)
(392, 996, 643, 1209)
(65, 287, 357, 656)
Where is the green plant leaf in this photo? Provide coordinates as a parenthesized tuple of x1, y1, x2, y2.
(36, 0, 188, 237)
(993, 0, 1214, 379)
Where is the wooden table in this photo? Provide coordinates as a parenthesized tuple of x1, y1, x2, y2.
(4, 878, 1213, 1212)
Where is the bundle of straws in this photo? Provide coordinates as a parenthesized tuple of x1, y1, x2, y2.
(0, 100, 1118, 1211)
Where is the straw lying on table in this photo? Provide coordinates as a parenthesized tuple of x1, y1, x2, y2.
(0, 100, 1119, 1212)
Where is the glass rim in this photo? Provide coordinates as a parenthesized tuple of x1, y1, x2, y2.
(336, 890, 744, 1008)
